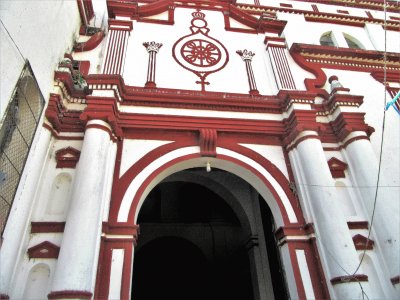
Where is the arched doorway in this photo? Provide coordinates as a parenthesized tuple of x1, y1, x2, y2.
(131, 168, 287, 300)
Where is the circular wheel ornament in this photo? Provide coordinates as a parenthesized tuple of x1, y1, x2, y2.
(172, 10, 229, 91)
(181, 39, 221, 67)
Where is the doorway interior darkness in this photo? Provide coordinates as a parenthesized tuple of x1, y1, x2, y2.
(131, 168, 288, 300)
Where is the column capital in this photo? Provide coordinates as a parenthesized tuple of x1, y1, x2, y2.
(143, 41, 163, 53)
(330, 112, 374, 142)
(108, 19, 133, 31)
(236, 49, 255, 61)
(283, 109, 320, 148)
(80, 96, 122, 139)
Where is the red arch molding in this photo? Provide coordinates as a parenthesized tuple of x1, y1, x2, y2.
(108, 140, 304, 227)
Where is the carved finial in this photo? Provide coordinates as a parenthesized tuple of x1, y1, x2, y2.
(236, 49, 256, 61)
(143, 41, 163, 53)
(328, 75, 349, 94)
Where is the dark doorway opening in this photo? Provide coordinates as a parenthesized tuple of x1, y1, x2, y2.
(132, 173, 254, 300)
(131, 169, 289, 300)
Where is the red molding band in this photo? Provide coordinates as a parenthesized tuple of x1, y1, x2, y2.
(330, 274, 368, 285)
(48, 291, 92, 299)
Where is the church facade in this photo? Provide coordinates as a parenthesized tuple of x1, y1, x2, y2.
(0, 0, 399, 299)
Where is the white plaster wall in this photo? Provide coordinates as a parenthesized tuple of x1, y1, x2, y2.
(32, 140, 82, 222)
(0, 0, 82, 119)
(0, 25, 25, 117)
(120, 139, 173, 177)
(123, 8, 276, 95)
(12, 260, 57, 300)
(240, 144, 289, 179)
(279, 12, 376, 50)
(322, 68, 400, 191)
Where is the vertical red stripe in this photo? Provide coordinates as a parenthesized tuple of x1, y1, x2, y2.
(113, 31, 123, 74)
(117, 32, 127, 75)
(104, 30, 115, 74)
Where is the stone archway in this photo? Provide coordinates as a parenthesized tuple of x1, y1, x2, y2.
(131, 168, 288, 300)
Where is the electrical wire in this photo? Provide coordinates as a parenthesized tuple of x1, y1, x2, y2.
(350, 0, 389, 279)
(0, 19, 25, 61)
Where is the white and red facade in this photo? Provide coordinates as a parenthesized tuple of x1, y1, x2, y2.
(0, 0, 399, 299)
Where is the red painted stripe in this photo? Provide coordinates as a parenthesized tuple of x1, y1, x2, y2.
(103, 30, 115, 74)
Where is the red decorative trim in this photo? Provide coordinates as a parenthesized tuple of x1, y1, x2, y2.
(85, 123, 117, 142)
(275, 223, 314, 240)
(330, 112, 373, 142)
(74, 31, 105, 52)
(102, 222, 140, 240)
(280, 3, 293, 8)
(43, 123, 84, 141)
(108, 19, 133, 31)
(48, 290, 92, 299)
(288, 0, 399, 13)
(84, 0, 94, 23)
(391, 275, 400, 285)
(270, 46, 296, 90)
(353, 234, 374, 250)
(55, 147, 81, 168)
(311, 4, 319, 12)
(327, 157, 347, 178)
(289, 44, 328, 98)
(290, 43, 400, 74)
(228, 5, 286, 34)
(321, 92, 363, 114)
(236, 3, 400, 30)
(28, 241, 60, 259)
(45, 94, 85, 133)
(94, 237, 133, 300)
(343, 135, 370, 148)
(31, 222, 66, 233)
(103, 30, 129, 75)
(337, 9, 349, 14)
(86, 74, 283, 114)
(285, 238, 331, 299)
(282, 108, 320, 147)
(347, 221, 369, 230)
(331, 274, 368, 285)
(81, 96, 123, 138)
(199, 128, 217, 157)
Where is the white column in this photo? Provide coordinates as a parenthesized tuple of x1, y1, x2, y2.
(344, 132, 400, 279)
(289, 131, 363, 299)
(0, 126, 52, 296)
(50, 120, 116, 296)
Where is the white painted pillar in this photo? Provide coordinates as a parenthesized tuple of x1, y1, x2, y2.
(50, 120, 116, 297)
(0, 126, 52, 296)
(344, 132, 400, 279)
(289, 131, 364, 299)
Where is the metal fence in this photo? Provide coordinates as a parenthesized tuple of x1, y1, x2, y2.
(0, 61, 45, 234)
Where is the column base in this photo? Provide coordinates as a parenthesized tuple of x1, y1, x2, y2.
(249, 89, 259, 95)
(48, 290, 92, 299)
(144, 81, 157, 88)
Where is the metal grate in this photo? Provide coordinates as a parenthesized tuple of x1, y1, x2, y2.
(0, 61, 45, 234)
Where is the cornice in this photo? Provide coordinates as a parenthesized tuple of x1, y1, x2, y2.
(86, 74, 283, 114)
(288, 0, 399, 14)
(290, 43, 400, 73)
(107, 0, 287, 33)
(236, 3, 400, 30)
